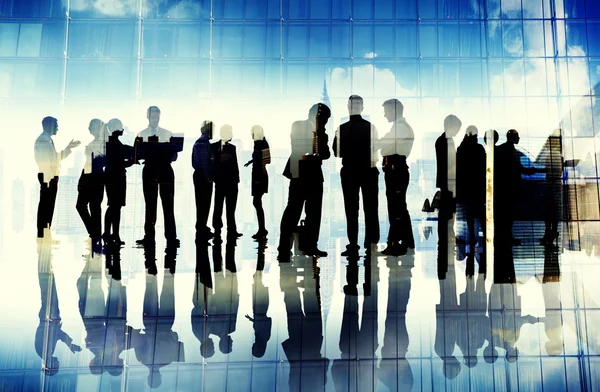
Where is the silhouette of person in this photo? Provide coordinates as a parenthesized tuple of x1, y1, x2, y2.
(35, 233, 82, 375)
(212, 124, 242, 239)
(456, 125, 486, 246)
(280, 254, 329, 390)
(494, 129, 542, 245)
(333, 95, 380, 256)
(379, 99, 415, 256)
(34, 116, 81, 238)
(332, 253, 379, 391)
(278, 103, 331, 261)
(244, 125, 271, 240)
(76, 119, 108, 242)
(246, 241, 271, 358)
(134, 106, 181, 248)
(192, 120, 215, 243)
(103, 118, 134, 246)
(537, 129, 563, 246)
(378, 254, 414, 390)
(130, 243, 185, 388)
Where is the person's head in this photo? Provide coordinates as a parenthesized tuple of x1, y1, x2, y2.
(201, 120, 213, 138)
(309, 103, 331, 129)
(252, 339, 267, 358)
(107, 118, 124, 137)
(443, 114, 462, 137)
(219, 335, 233, 354)
(443, 357, 461, 379)
(484, 129, 499, 146)
(347, 95, 364, 115)
(201, 338, 215, 358)
(88, 118, 105, 139)
(251, 125, 264, 141)
(146, 106, 161, 128)
(382, 99, 404, 122)
(89, 356, 103, 375)
(107, 363, 124, 376)
(465, 125, 478, 137)
(220, 124, 233, 142)
(42, 116, 58, 135)
(507, 129, 520, 144)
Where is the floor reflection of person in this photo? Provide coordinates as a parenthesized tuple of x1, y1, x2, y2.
(280, 255, 329, 390)
(540, 244, 563, 355)
(191, 244, 214, 359)
(246, 241, 271, 358)
(130, 243, 184, 388)
(332, 253, 379, 391)
(36, 233, 82, 375)
(378, 254, 414, 390)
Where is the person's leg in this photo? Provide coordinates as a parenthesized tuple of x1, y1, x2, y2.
(341, 167, 360, 250)
(384, 168, 400, 247)
(159, 180, 177, 241)
(104, 205, 113, 238)
(47, 177, 58, 228)
(304, 181, 323, 251)
(278, 180, 305, 252)
(398, 167, 414, 248)
(142, 179, 159, 240)
(225, 184, 239, 234)
(89, 180, 104, 238)
(76, 178, 93, 236)
(253, 195, 266, 232)
(212, 183, 226, 233)
(37, 174, 48, 235)
(362, 168, 380, 247)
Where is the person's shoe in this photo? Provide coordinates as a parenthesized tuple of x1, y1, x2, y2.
(404, 240, 416, 249)
(306, 248, 328, 257)
(253, 229, 268, 240)
(381, 246, 399, 256)
(37, 228, 44, 238)
(228, 231, 243, 238)
(136, 237, 155, 246)
(111, 235, 125, 246)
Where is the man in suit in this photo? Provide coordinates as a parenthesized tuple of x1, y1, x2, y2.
(34, 116, 81, 238)
(135, 106, 181, 247)
(212, 124, 242, 239)
(333, 95, 380, 256)
(192, 120, 215, 243)
(380, 99, 415, 256)
(278, 103, 331, 261)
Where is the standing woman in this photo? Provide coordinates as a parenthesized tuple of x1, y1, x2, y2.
(77, 119, 108, 241)
(244, 125, 271, 239)
(103, 118, 134, 245)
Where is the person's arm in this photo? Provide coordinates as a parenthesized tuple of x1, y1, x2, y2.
(59, 139, 80, 161)
(318, 131, 330, 160)
(232, 145, 240, 182)
(332, 127, 340, 157)
(191, 141, 199, 170)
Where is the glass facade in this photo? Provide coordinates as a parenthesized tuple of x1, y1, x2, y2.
(1, 0, 600, 390)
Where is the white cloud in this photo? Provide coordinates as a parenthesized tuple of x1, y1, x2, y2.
(363, 52, 378, 59)
(69, 0, 138, 16)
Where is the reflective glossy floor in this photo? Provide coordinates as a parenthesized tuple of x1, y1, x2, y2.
(1, 214, 599, 392)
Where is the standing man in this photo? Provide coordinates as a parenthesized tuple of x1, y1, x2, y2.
(333, 95, 380, 256)
(135, 106, 180, 247)
(192, 120, 215, 243)
(379, 99, 415, 256)
(278, 103, 331, 261)
(34, 116, 81, 238)
(212, 124, 242, 239)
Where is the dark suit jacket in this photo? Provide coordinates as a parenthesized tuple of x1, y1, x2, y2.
(283, 119, 330, 183)
(435, 132, 455, 190)
(213, 142, 240, 184)
(333, 115, 374, 172)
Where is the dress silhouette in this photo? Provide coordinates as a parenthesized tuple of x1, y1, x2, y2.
(245, 125, 271, 239)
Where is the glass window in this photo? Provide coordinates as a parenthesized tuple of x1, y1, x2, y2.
(419, 0, 437, 19)
(523, 21, 544, 57)
(352, 23, 373, 59)
(545, 21, 555, 56)
(67, 60, 136, 98)
(588, 22, 600, 57)
(459, 22, 481, 58)
(501, 0, 522, 19)
(177, 24, 208, 59)
(241, 61, 267, 96)
(284, 23, 308, 58)
(502, 21, 524, 57)
(311, 0, 332, 19)
(352, 0, 373, 20)
(587, 0, 600, 18)
(351, 60, 373, 97)
(331, 0, 351, 20)
(524, 58, 547, 96)
(564, 0, 586, 18)
(439, 22, 459, 58)
(459, 60, 482, 96)
(1, 0, 64, 18)
(522, 0, 543, 18)
(504, 59, 525, 96)
(459, 0, 481, 19)
(331, 22, 350, 58)
(373, 23, 393, 58)
(40, 22, 65, 58)
(488, 59, 504, 96)
(244, 23, 267, 58)
(144, 0, 206, 19)
(373, 60, 395, 97)
(142, 23, 175, 58)
(395, 60, 418, 96)
(0, 23, 18, 57)
(570, 97, 594, 136)
(487, 21, 503, 57)
(555, 20, 567, 56)
(109, 23, 136, 58)
(589, 59, 600, 94)
(395, 22, 417, 58)
(141, 60, 198, 98)
(310, 23, 330, 58)
(487, 0, 500, 19)
(396, 0, 417, 19)
(222, 0, 245, 19)
(419, 23, 438, 58)
(213, 23, 243, 59)
(566, 21, 587, 57)
(420, 60, 439, 96)
(439, 0, 459, 19)
(374, 0, 393, 20)
(17, 24, 42, 57)
(439, 60, 459, 97)
(285, 0, 309, 19)
(568, 57, 590, 96)
(283, 60, 309, 96)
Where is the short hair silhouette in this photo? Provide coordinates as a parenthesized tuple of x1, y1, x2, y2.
(465, 125, 478, 136)
(220, 124, 233, 141)
(251, 125, 264, 141)
(309, 103, 331, 122)
(42, 116, 57, 133)
(484, 129, 499, 145)
(201, 120, 213, 135)
(146, 106, 161, 118)
(382, 99, 404, 117)
(88, 118, 104, 131)
(444, 114, 462, 135)
(107, 118, 123, 133)
(349, 95, 363, 105)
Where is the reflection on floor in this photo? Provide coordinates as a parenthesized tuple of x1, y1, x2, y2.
(1, 220, 600, 392)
